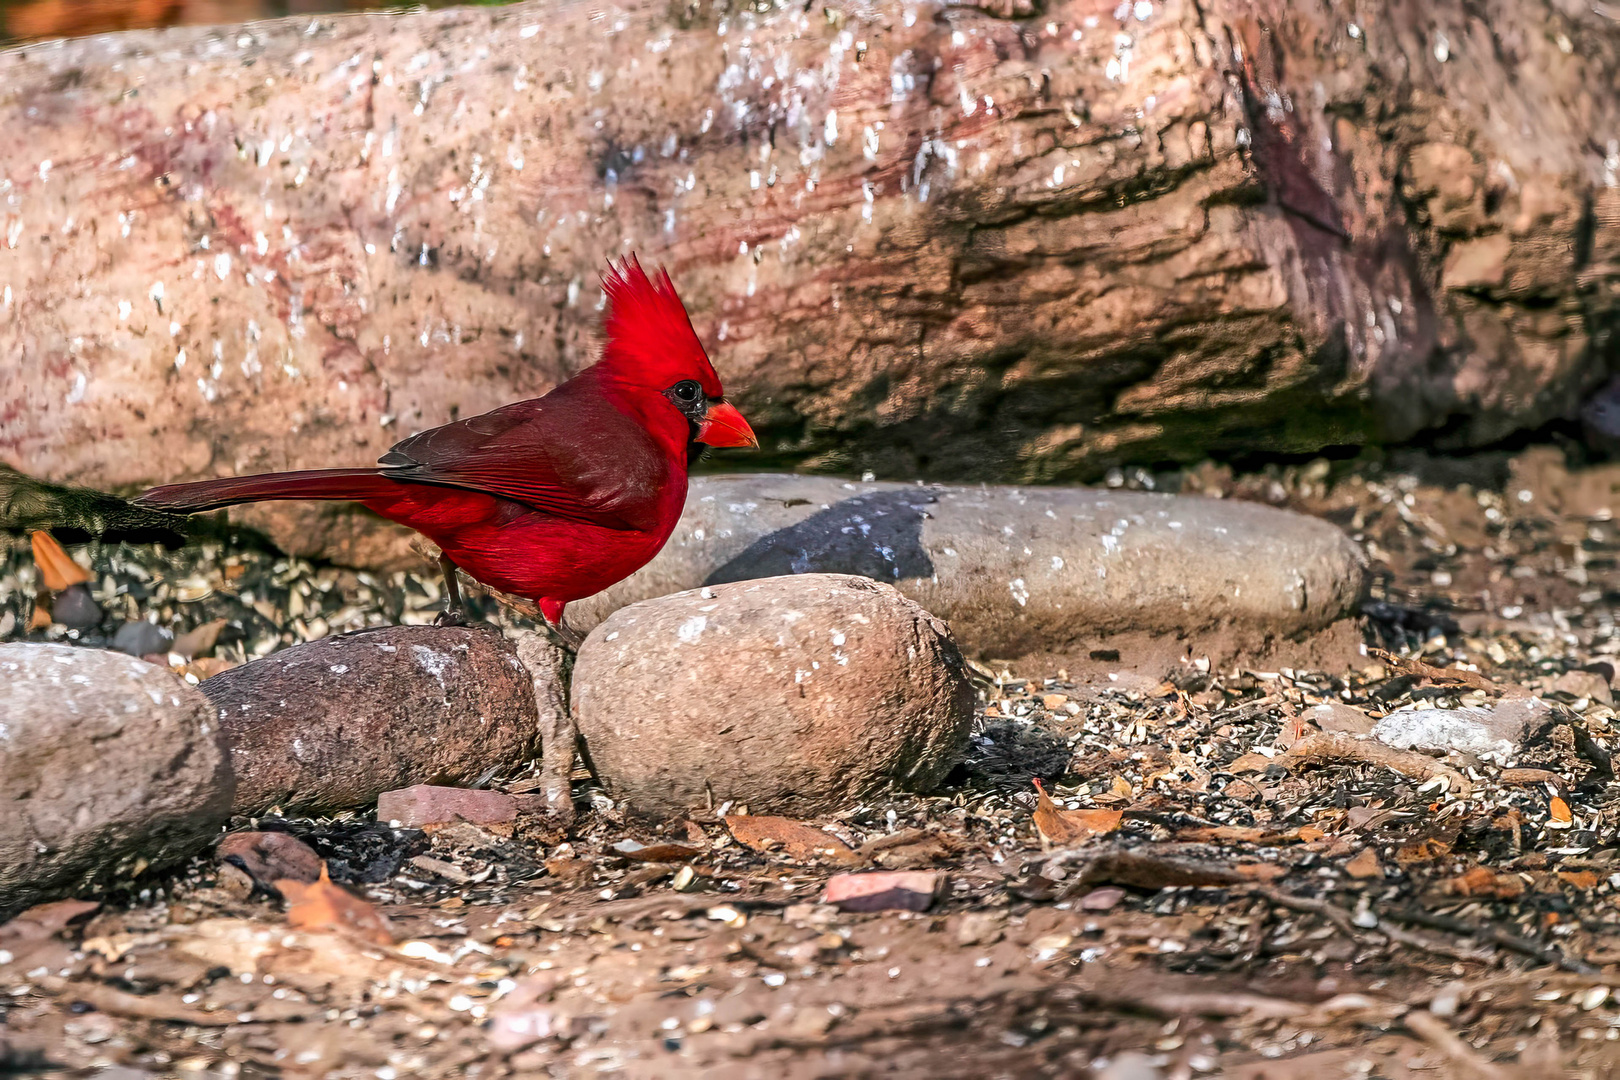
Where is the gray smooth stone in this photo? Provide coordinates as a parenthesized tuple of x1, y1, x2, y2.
(0, 644, 234, 918)
(570, 474, 1366, 670)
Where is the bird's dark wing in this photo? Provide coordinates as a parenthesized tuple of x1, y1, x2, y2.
(378, 382, 671, 533)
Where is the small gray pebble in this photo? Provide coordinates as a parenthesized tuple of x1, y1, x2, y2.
(112, 620, 173, 657)
(50, 584, 103, 630)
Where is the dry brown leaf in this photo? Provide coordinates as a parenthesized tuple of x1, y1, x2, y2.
(172, 618, 228, 660)
(0, 899, 100, 943)
(1395, 837, 1453, 865)
(1445, 866, 1525, 900)
(1297, 826, 1326, 843)
(1032, 780, 1124, 846)
(724, 816, 859, 863)
(611, 840, 705, 863)
(182, 656, 238, 680)
(1232, 863, 1289, 883)
(0, 898, 101, 971)
(858, 829, 965, 869)
(1344, 849, 1384, 880)
(1109, 775, 1135, 799)
(1559, 870, 1600, 889)
(30, 531, 91, 591)
(543, 856, 592, 885)
(277, 866, 392, 945)
(1550, 797, 1573, 823)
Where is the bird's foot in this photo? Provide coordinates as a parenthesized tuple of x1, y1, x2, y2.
(434, 607, 469, 628)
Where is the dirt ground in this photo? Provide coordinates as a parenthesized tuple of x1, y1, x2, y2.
(8, 447, 1620, 1078)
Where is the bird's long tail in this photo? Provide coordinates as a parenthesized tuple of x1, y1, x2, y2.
(0, 463, 192, 546)
(2, 464, 408, 546)
(136, 468, 401, 513)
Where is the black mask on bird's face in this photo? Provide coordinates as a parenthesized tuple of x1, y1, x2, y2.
(663, 378, 757, 462)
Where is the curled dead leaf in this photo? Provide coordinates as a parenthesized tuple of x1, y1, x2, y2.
(611, 839, 705, 863)
(724, 816, 859, 863)
(1550, 797, 1573, 824)
(277, 866, 392, 946)
(1032, 779, 1123, 846)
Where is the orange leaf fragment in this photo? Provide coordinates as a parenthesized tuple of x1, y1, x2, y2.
(276, 865, 392, 945)
(723, 816, 859, 863)
(1395, 837, 1452, 865)
(1446, 866, 1524, 900)
(1344, 848, 1384, 880)
(1297, 826, 1326, 843)
(1550, 797, 1573, 824)
(30, 531, 90, 592)
(1558, 870, 1599, 889)
(28, 601, 52, 631)
(1031, 780, 1123, 846)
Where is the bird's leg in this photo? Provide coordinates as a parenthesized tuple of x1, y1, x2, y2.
(543, 616, 585, 654)
(434, 554, 469, 626)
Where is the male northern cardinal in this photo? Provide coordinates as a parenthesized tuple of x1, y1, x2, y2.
(103, 255, 754, 642)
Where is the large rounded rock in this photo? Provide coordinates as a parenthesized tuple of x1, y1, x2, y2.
(569, 475, 1367, 674)
(199, 625, 538, 815)
(0, 644, 234, 917)
(572, 574, 975, 818)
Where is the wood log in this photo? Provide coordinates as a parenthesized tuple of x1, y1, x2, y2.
(1, 0, 1616, 563)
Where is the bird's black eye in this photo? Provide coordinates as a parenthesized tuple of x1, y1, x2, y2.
(672, 380, 702, 402)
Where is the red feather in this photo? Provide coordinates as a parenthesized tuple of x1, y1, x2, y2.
(598, 255, 723, 399)
(133, 255, 753, 629)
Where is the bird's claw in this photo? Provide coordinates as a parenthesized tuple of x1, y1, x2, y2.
(434, 607, 469, 628)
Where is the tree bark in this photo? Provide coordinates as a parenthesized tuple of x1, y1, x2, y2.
(1, 0, 1616, 560)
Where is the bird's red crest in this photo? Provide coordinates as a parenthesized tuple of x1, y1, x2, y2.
(598, 256, 724, 398)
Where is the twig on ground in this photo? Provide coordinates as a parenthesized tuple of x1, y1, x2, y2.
(1370, 647, 1499, 694)
(1389, 907, 1598, 975)
(1255, 888, 1495, 965)
(1403, 1009, 1512, 1080)
(39, 977, 232, 1026)
(1277, 731, 1474, 797)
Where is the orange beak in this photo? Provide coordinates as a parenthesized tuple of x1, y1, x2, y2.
(697, 400, 759, 448)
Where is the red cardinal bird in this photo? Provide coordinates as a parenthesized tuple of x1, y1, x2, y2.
(135, 256, 756, 642)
